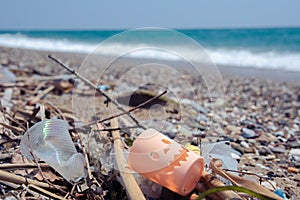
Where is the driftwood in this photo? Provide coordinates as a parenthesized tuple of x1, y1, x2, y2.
(111, 118, 146, 200)
(0, 169, 66, 190)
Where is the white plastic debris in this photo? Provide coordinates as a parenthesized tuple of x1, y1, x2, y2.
(201, 141, 239, 171)
(0, 65, 16, 84)
(20, 119, 86, 182)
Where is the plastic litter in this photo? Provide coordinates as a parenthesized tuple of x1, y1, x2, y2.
(274, 189, 289, 200)
(128, 128, 204, 196)
(0, 65, 16, 84)
(97, 84, 110, 91)
(201, 141, 240, 171)
(20, 119, 86, 182)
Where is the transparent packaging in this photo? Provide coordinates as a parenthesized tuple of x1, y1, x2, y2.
(20, 119, 86, 182)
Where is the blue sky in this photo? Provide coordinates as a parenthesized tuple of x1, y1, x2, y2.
(0, 0, 299, 30)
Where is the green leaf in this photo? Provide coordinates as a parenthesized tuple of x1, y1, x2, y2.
(195, 185, 277, 200)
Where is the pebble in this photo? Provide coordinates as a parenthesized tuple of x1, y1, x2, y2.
(287, 141, 300, 148)
(278, 136, 287, 143)
(266, 154, 276, 160)
(196, 114, 209, 122)
(240, 141, 250, 148)
(226, 125, 241, 134)
(289, 148, 300, 156)
(289, 148, 300, 162)
(241, 128, 257, 139)
(273, 131, 284, 137)
(258, 146, 272, 156)
(190, 102, 209, 114)
(269, 146, 287, 154)
(267, 125, 278, 132)
(209, 113, 223, 123)
(256, 163, 269, 170)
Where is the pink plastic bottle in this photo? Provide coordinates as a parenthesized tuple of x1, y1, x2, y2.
(128, 128, 204, 196)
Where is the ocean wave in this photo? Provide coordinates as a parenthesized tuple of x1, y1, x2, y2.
(207, 49, 300, 71)
(0, 33, 96, 53)
(0, 33, 299, 71)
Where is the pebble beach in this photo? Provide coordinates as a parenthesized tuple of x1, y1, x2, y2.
(0, 45, 300, 199)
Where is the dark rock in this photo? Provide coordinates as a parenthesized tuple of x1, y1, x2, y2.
(258, 147, 272, 156)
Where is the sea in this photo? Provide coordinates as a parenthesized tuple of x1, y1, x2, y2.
(0, 27, 300, 72)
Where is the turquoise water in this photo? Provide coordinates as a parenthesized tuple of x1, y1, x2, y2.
(0, 27, 300, 71)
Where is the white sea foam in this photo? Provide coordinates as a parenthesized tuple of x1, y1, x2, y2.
(0, 33, 95, 53)
(1, 33, 300, 72)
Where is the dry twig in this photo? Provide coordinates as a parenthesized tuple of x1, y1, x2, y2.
(29, 85, 55, 105)
(0, 169, 66, 190)
(48, 54, 145, 129)
(0, 163, 49, 170)
(75, 90, 167, 130)
(110, 118, 145, 200)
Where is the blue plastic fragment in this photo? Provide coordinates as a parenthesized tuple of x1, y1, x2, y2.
(274, 189, 289, 200)
(97, 85, 110, 91)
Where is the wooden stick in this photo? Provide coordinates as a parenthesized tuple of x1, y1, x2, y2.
(16, 74, 75, 82)
(29, 85, 55, 105)
(196, 170, 242, 200)
(0, 163, 49, 170)
(28, 184, 65, 200)
(22, 184, 47, 199)
(0, 169, 66, 190)
(48, 54, 145, 129)
(110, 118, 145, 200)
(0, 122, 24, 133)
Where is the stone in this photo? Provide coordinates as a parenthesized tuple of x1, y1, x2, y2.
(241, 128, 257, 139)
(266, 154, 276, 160)
(287, 141, 300, 148)
(196, 114, 209, 122)
(190, 102, 209, 114)
(259, 147, 272, 156)
(289, 148, 300, 162)
(267, 125, 278, 132)
(226, 125, 241, 134)
(273, 131, 284, 137)
(270, 146, 287, 154)
(240, 141, 250, 148)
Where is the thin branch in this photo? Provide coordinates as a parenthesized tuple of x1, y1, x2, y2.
(93, 125, 140, 132)
(48, 54, 145, 129)
(29, 85, 55, 105)
(224, 169, 277, 190)
(0, 163, 49, 170)
(75, 90, 167, 129)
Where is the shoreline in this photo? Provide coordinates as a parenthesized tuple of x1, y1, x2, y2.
(1, 45, 300, 198)
(1, 45, 300, 85)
